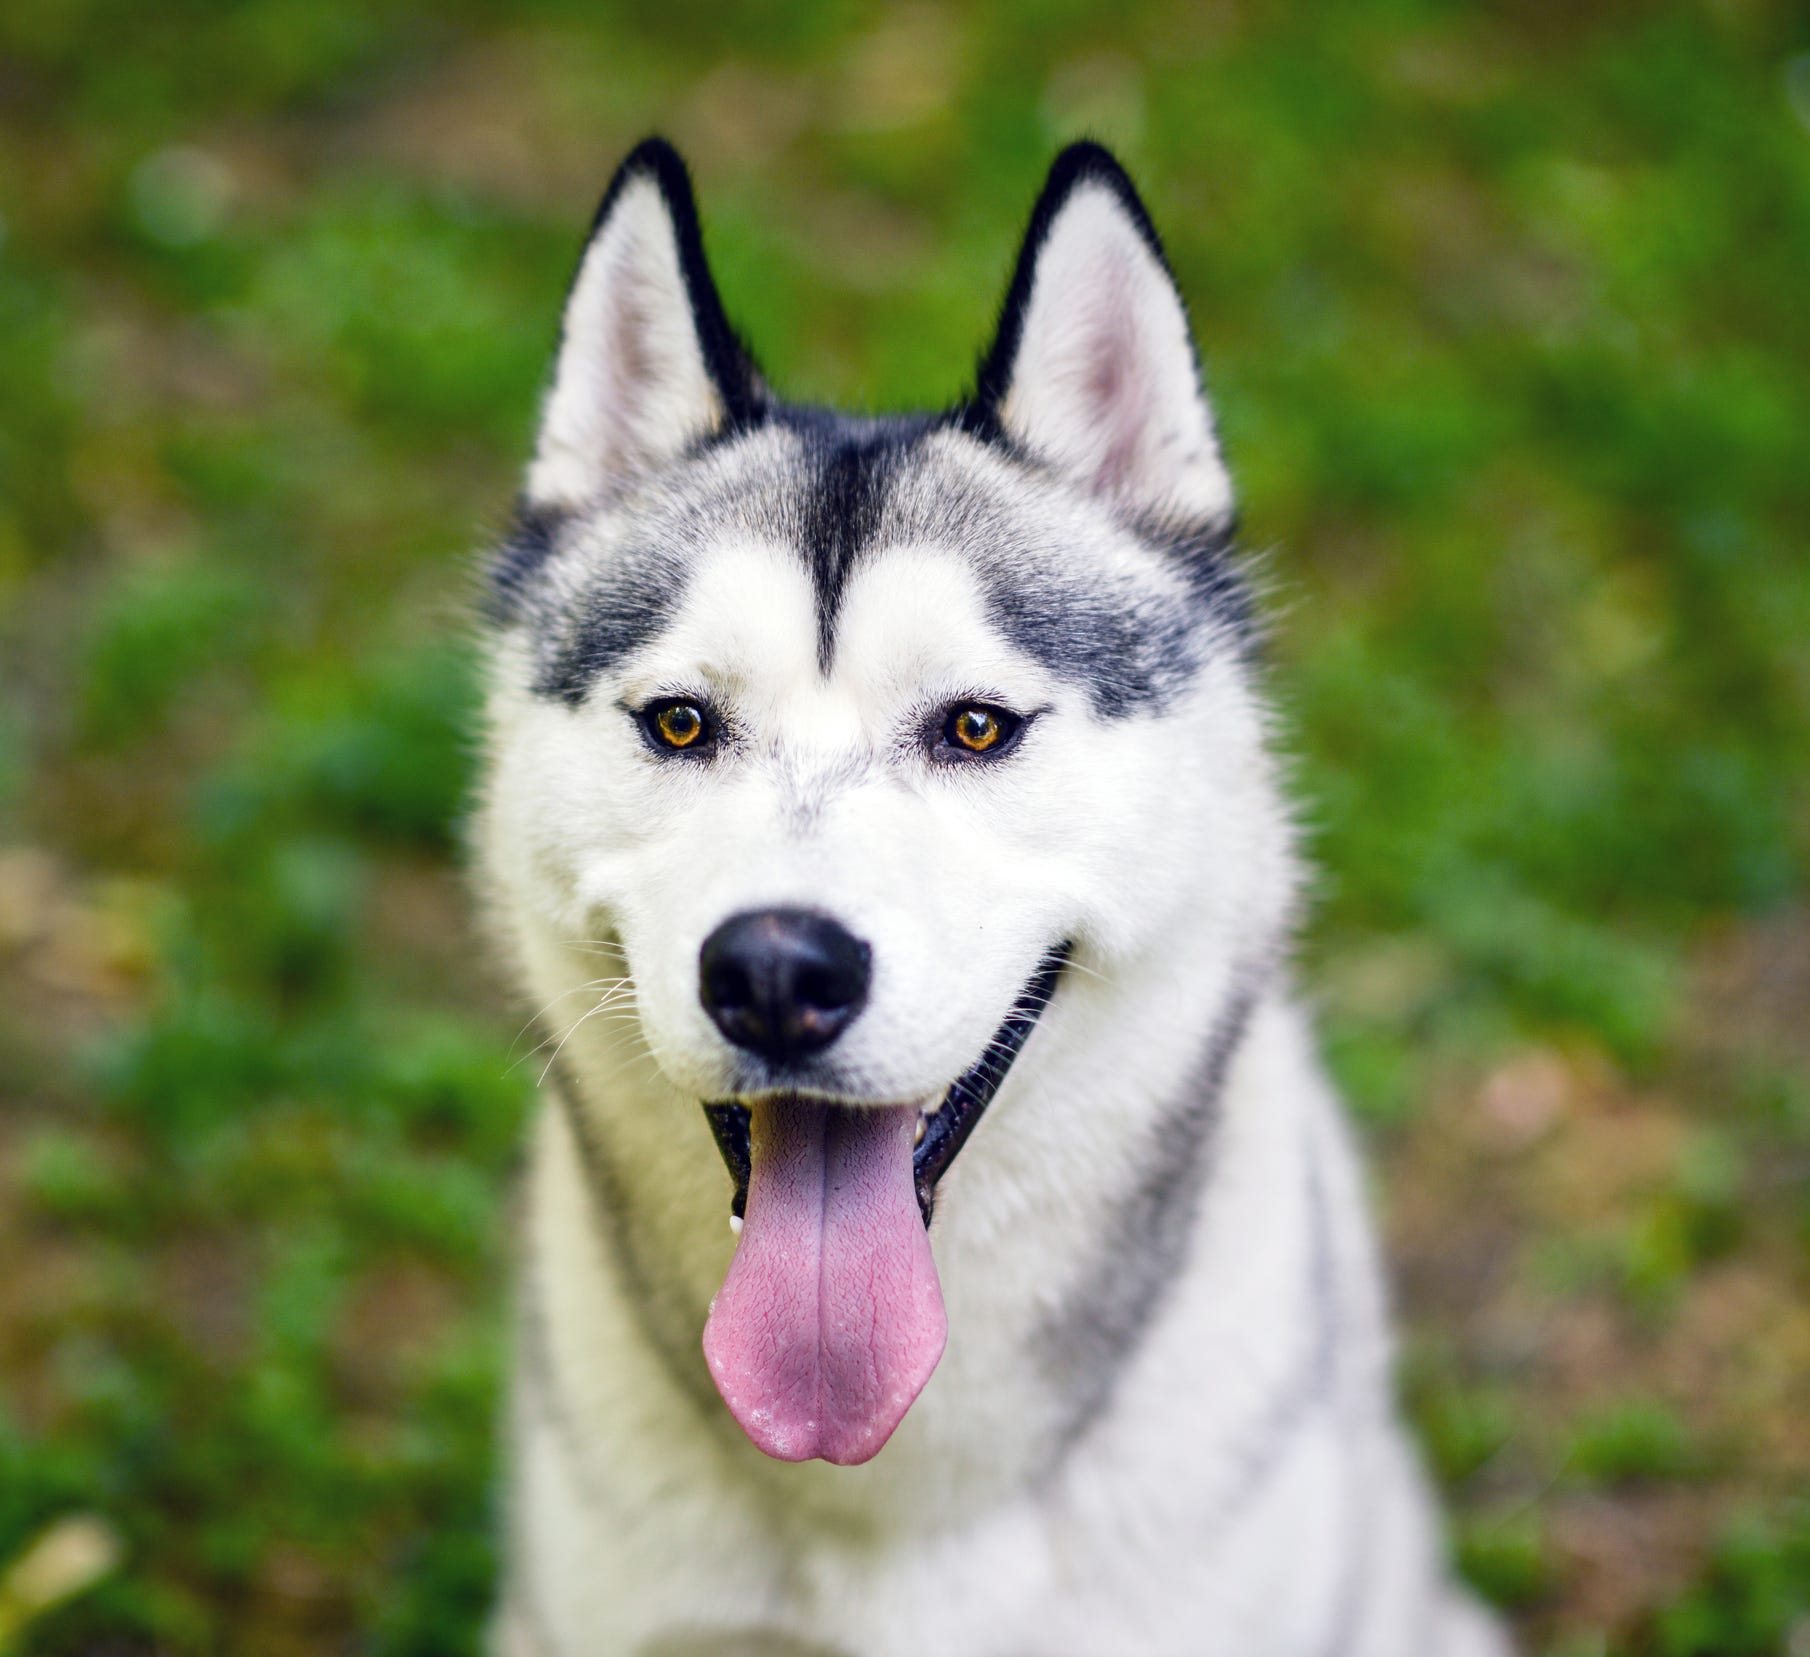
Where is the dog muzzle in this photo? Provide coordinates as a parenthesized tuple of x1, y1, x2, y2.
(698, 945, 1069, 1464)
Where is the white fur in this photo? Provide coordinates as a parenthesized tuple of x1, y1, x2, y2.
(474, 158, 1511, 1657)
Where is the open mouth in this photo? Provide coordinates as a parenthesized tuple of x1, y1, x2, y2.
(698, 943, 1069, 1465)
(701, 942, 1069, 1227)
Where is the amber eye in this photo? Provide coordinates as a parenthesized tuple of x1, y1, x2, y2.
(943, 704, 1019, 756)
(648, 700, 710, 751)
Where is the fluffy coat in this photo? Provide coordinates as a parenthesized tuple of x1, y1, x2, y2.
(473, 138, 1509, 1657)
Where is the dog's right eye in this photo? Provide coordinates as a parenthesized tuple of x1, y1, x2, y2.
(640, 699, 714, 753)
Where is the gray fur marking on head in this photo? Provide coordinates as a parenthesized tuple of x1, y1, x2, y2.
(503, 416, 1248, 718)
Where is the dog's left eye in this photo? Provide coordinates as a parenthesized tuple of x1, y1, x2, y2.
(940, 703, 1022, 758)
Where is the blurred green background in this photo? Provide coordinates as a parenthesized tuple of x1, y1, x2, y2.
(2, 2, 1808, 1653)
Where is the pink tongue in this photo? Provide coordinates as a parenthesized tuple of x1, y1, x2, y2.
(703, 1101, 947, 1464)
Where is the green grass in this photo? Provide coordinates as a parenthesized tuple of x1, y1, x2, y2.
(1565, 1401, 1700, 1487)
(2, 2, 1808, 1652)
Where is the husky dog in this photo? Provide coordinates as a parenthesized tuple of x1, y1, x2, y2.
(473, 138, 1508, 1657)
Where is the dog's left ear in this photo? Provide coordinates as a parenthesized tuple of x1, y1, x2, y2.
(526, 138, 762, 508)
(964, 144, 1232, 527)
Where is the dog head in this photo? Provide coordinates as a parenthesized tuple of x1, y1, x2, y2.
(477, 140, 1295, 1463)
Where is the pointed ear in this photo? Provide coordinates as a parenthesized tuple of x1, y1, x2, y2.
(964, 144, 1232, 527)
(526, 139, 763, 508)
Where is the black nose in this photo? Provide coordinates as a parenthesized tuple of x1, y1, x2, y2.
(699, 909, 872, 1065)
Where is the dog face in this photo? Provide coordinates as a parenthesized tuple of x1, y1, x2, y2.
(482, 142, 1282, 1115)
(476, 142, 1299, 1463)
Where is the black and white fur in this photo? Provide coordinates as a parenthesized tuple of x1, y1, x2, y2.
(474, 139, 1509, 1657)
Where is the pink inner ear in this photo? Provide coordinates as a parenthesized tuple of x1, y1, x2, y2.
(1078, 249, 1154, 500)
(993, 182, 1232, 527)
(603, 248, 664, 462)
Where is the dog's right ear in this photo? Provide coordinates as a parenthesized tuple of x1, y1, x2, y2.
(525, 139, 762, 509)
